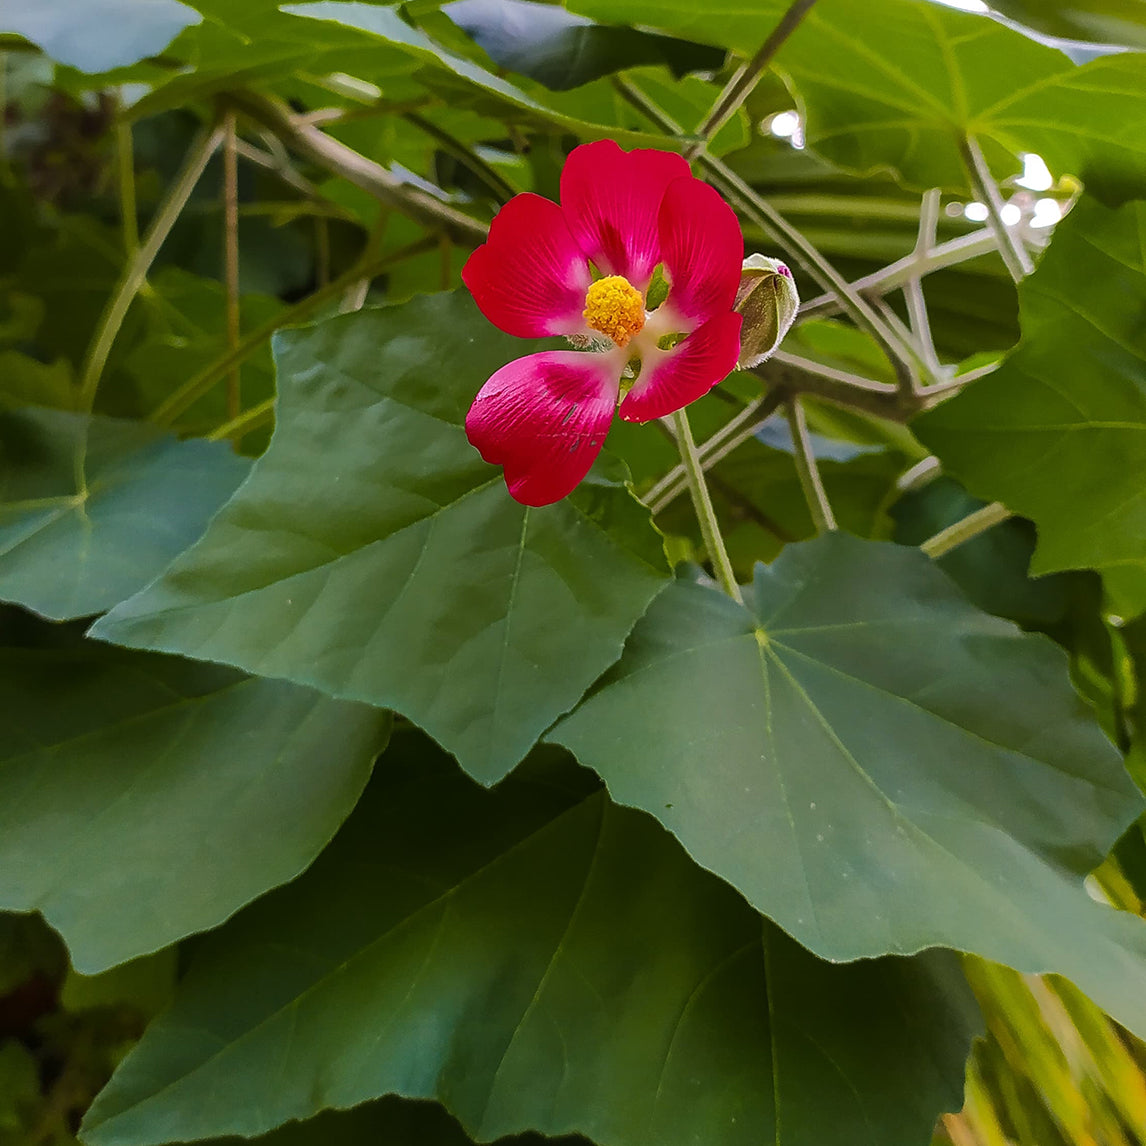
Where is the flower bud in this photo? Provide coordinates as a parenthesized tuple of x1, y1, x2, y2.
(734, 254, 799, 369)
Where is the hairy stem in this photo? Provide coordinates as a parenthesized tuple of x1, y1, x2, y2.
(404, 110, 517, 203)
(687, 0, 820, 157)
(799, 228, 998, 318)
(786, 397, 837, 533)
(903, 188, 942, 384)
(960, 135, 1032, 282)
(208, 396, 275, 443)
(225, 90, 489, 245)
(671, 407, 744, 603)
(647, 389, 787, 513)
(920, 501, 1011, 558)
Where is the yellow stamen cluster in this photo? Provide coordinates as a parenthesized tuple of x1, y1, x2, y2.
(582, 275, 645, 347)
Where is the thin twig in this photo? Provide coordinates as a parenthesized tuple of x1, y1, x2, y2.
(687, 0, 820, 157)
(903, 188, 943, 384)
(647, 389, 787, 513)
(921, 501, 1011, 558)
(223, 111, 242, 423)
(799, 228, 998, 318)
(786, 397, 837, 533)
(225, 90, 489, 245)
(208, 396, 274, 443)
(960, 135, 1033, 282)
(79, 125, 225, 414)
(152, 234, 437, 426)
(404, 111, 517, 203)
(671, 407, 744, 603)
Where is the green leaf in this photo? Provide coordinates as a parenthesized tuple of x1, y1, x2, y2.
(60, 949, 178, 1020)
(570, 0, 1146, 197)
(549, 532, 1146, 1041)
(0, 407, 249, 621)
(989, 0, 1146, 50)
(80, 732, 980, 1146)
(443, 0, 725, 91)
(91, 293, 668, 784)
(914, 196, 1146, 619)
(116, 267, 283, 449)
(187, 1097, 587, 1146)
(276, 2, 674, 147)
(0, 638, 390, 972)
(0, 0, 200, 72)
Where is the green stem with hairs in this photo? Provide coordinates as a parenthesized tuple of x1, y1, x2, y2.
(786, 397, 837, 533)
(671, 407, 744, 604)
(921, 501, 1011, 558)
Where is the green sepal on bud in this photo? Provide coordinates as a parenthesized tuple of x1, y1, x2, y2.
(734, 254, 799, 368)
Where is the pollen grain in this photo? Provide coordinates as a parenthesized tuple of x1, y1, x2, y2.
(582, 276, 645, 347)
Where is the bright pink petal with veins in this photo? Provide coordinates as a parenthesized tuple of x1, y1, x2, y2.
(658, 176, 743, 326)
(466, 350, 622, 507)
(560, 140, 690, 287)
(619, 313, 743, 423)
(462, 193, 591, 338)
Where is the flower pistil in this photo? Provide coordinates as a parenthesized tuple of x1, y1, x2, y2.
(582, 275, 646, 347)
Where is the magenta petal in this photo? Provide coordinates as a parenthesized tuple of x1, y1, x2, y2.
(658, 176, 744, 326)
(462, 193, 591, 338)
(466, 350, 622, 506)
(619, 313, 743, 423)
(560, 140, 690, 287)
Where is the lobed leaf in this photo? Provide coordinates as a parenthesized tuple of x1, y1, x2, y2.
(0, 408, 249, 621)
(550, 532, 1146, 1040)
(569, 0, 1146, 197)
(92, 293, 669, 784)
(915, 196, 1146, 618)
(0, 637, 390, 972)
(80, 733, 980, 1146)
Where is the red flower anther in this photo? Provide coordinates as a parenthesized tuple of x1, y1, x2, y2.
(462, 140, 744, 507)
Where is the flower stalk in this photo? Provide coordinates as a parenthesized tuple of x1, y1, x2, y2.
(921, 501, 1012, 558)
(671, 407, 744, 603)
(786, 397, 837, 533)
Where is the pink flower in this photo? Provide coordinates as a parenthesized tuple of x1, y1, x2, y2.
(462, 140, 744, 507)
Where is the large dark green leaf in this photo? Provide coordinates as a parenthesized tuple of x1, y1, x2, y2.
(0, 637, 390, 972)
(549, 532, 1146, 1040)
(80, 733, 979, 1146)
(276, 3, 670, 146)
(91, 293, 668, 784)
(0, 0, 200, 72)
(0, 408, 249, 621)
(569, 0, 1146, 196)
(190, 1097, 587, 1146)
(444, 0, 725, 91)
(915, 197, 1146, 618)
